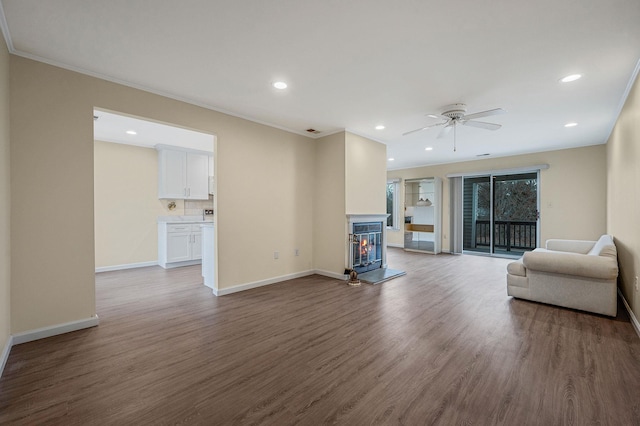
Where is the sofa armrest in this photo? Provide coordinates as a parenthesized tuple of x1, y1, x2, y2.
(545, 239, 596, 254)
(523, 250, 618, 280)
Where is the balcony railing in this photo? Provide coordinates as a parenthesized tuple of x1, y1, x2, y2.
(475, 220, 537, 252)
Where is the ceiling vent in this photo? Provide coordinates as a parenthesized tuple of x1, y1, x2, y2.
(306, 128, 321, 134)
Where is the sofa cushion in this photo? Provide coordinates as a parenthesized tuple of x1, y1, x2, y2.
(507, 259, 526, 277)
(523, 250, 618, 280)
(588, 234, 617, 260)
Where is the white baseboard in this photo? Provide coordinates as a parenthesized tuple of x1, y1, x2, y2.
(387, 243, 404, 248)
(619, 288, 640, 340)
(215, 270, 316, 296)
(96, 261, 157, 273)
(0, 335, 13, 378)
(11, 315, 100, 346)
(314, 269, 348, 280)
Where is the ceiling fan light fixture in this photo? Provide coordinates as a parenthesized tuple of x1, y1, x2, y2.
(560, 74, 582, 83)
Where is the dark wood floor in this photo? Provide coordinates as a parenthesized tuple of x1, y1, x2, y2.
(1, 249, 640, 425)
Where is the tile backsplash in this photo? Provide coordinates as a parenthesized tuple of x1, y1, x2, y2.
(184, 196, 214, 215)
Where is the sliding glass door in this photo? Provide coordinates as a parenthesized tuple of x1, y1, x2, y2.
(463, 172, 538, 257)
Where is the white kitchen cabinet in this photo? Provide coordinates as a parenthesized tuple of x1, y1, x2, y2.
(157, 146, 210, 200)
(158, 223, 203, 268)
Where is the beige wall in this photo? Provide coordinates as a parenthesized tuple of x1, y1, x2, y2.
(0, 41, 10, 356)
(387, 145, 607, 251)
(607, 70, 640, 321)
(10, 56, 316, 333)
(94, 141, 186, 268)
(345, 132, 387, 214)
(313, 132, 346, 274)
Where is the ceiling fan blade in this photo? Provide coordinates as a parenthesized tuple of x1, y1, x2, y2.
(426, 113, 448, 120)
(462, 108, 506, 121)
(437, 125, 453, 139)
(402, 121, 447, 136)
(462, 120, 502, 130)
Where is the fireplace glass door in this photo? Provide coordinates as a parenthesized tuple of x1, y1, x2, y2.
(352, 222, 383, 273)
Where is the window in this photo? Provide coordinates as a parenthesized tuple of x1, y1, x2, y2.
(386, 179, 400, 229)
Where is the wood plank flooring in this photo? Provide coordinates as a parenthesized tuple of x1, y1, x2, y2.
(1, 249, 640, 425)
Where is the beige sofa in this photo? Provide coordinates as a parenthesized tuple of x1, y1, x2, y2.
(507, 235, 619, 316)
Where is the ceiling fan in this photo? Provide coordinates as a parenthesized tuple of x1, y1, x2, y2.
(403, 103, 506, 151)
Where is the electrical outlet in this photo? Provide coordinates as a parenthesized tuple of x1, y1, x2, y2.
(295, 248, 299, 256)
(274, 251, 279, 260)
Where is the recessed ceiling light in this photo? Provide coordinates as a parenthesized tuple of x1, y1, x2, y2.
(425, 147, 433, 151)
(126, 130, 137, 135)
(388, 158, 395, 161)
(375, 125, 385, 130)
(273, 81, 288, 89)
(564, 122, 578, 127)
(560, 74, 582, 83)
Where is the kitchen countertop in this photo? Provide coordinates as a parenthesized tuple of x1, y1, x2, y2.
(157, 215, 214, 224)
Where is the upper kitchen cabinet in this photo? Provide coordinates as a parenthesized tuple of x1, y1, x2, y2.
(157, 145, 210, 200)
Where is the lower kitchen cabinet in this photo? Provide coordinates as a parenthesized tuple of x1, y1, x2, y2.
(158, 223, 203, 268)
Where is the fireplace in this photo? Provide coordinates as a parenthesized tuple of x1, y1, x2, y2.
(351, 222, 383, 273)
(347, 214, 389, 275)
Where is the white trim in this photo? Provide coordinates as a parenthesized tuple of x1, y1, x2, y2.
(6, 46, 343, 141)
(387, 243, 404, 248)
(215, 271, 315, 296)
(12, 316, 100, 346)
(95, 261, 158, 273)
(605, 58, 640, 143)
(445, 164, 549, 178)
(155, 144, 212, 156)
(0, 335, 13, 378)
(0, 1, 13, 52)
(344, 128, 388, 145)
(618, 288, 640, 340)
(314, 269, 347, 280)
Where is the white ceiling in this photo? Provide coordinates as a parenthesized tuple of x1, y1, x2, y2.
(2, 1, 639, 170)
(93, 110, 214, 153)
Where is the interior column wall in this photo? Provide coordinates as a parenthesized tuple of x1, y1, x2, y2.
(313, 132, 346, 276)
(606, 68, 640, 321)
(0, 37, 11, 366)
